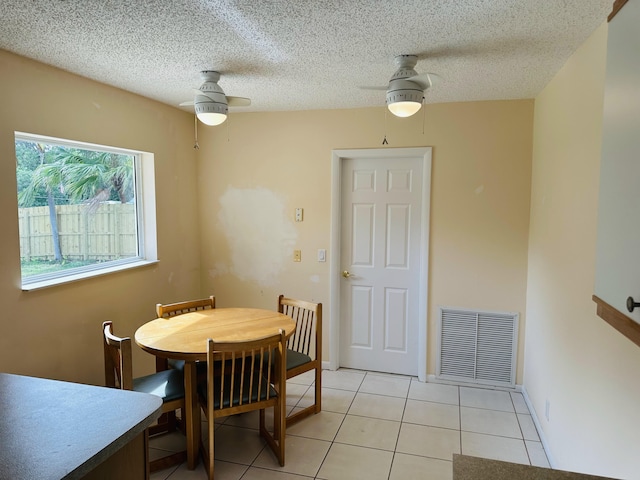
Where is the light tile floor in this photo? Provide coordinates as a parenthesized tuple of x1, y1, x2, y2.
(150, 369, 550, 480)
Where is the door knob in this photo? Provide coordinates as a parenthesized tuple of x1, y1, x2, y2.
(342, 270, 352, 278)
(627, 296, 640, 313)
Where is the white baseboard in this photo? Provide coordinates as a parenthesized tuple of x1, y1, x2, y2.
(520, 384, 556, 468)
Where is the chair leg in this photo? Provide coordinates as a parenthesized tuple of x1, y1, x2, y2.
(314, 363, 321, 414)
(277, 402, 285, 466)
(259, 409, 266, 434)
(149, 451, 187, 473)
(208, 413, 215, 480)
(259, 407, 285, 467)
(197, 410, 215, 480)
(147, 412, 187, 472)
(148, 410, 179, 436)
(285, 363, 322, 427)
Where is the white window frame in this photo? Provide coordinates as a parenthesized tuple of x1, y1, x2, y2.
(15, 132, 158, 291)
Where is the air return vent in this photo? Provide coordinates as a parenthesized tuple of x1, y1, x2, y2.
(436, 307, 519, 388)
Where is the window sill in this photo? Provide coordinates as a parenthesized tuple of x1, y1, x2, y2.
(21, 259, 159, 291)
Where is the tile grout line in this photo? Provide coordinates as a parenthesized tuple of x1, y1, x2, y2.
(386, 377, 412, 480)
(511, 391, 534, 466)
(309, 370, 367, 479)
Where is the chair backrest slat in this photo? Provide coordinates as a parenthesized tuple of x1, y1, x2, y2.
(231, 352, 238, 405)
(218, 351, 227, 408)
(244, 353, 250, 406)
(278, 295, 321, 358)
(299, 310, 312, 355)
(263, 345, 272, 392)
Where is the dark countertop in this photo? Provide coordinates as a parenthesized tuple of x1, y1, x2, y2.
(453, 454, 620, 480)
(0, 373, 162, 480)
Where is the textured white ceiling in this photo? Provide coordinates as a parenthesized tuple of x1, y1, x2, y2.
(0, 0, 611, 113)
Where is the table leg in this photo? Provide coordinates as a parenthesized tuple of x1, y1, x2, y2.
(184, 361, 200, 469)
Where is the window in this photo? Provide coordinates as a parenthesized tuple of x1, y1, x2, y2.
(15, 132, 157, 290)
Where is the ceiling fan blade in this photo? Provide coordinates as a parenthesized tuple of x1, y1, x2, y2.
(179, 100, 194, 106)
(227, 96, 251, 107)
(359, 85, 389, 91)
(410, 72, 442, 89)
(425, 72, 442, 84)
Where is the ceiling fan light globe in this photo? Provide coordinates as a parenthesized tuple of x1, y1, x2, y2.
(194, 95, 228, 126)
(388, 100, 422, 117)
(386, 81, 424, 118)
(196, 112, 227, 126)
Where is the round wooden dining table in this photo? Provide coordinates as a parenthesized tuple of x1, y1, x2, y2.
(135, 307, 296, 470)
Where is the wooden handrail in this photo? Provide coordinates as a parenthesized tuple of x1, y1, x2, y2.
(608, 0, 628, 22)
(593, 295, 640, 348)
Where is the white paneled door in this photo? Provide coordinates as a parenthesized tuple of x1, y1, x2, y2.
(339, 153, 425, 375)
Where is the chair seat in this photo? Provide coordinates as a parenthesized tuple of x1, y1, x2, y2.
(133, 368, 184, 403)
(259, 348, 311, 370)
(286, 348, 312, 370)
(198, 370, 276, 409)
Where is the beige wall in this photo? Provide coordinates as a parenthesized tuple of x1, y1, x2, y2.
(0, 50, 201, 383)
(526, 22, 640, 478)
(196, 100, 533, 380)
(0, 48, 533, 391)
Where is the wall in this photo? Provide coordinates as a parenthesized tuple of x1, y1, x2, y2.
(196, 100, 533, 381)
(526, 22, 640, 478)
(0, 48, 534, 389)
(0, 50, 201, 383)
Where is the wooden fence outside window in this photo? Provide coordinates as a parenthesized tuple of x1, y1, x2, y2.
(18, 203, 137, 261)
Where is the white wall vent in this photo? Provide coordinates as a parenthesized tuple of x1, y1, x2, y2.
(436, 307, 519, 388)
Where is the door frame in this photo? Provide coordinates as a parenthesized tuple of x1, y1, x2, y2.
(329, 147, 432, 381)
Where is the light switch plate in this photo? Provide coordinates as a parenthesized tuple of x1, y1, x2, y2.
(293, 250, 301, 262)
(295, 208, 303, 222)
(317, 249, 326, 262)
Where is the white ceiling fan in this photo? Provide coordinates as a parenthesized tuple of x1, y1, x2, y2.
(362, 54, 441, 118)
(180, 71, 251, 126)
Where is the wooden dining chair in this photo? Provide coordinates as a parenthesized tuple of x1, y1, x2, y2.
(102, 321, 187, 473)
(199, 330, 287, 480)
(154, 295, 216, 434)
(155, 295, 216, 372)
(278, 295, 322, 426)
